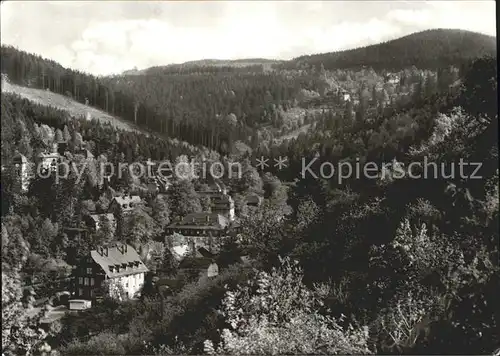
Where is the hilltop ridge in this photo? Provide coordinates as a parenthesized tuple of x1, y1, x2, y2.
(119, 29, 496, 76)
(286, 28, 496, 70)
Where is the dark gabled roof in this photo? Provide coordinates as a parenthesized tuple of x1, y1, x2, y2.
(88, 213, 115, 224)
(90, 242, 149, 278)
(197, 247, 215, 258)
(168, 212, 229, 230)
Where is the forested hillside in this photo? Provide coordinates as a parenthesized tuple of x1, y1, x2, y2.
(1, 74, 144, 134)
(286, 29, 496, 71)
(1, 45, 317, 152)
(2, 29, 492, 153)
(139, 58, 279, 75)
(1, 27, 498, 356)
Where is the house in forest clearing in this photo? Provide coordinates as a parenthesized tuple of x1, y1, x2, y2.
(73, 242, 148, 301)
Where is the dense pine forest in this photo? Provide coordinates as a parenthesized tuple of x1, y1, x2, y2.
(1, 28, 498, 356)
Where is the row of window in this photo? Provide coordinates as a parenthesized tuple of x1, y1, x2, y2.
(119, 274, 143, 289)
(78, 277, 95, 286)
(168, 229, 223, 236)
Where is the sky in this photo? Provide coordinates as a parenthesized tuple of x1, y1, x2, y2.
(0, 1, 496, 76)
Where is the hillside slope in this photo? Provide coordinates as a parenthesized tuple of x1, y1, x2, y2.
(1, 74, 145, 134)
(122, 58, 280, 75)
(286, 29, 496, 71)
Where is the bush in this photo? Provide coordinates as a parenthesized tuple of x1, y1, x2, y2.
(60, 331, 126, 355)
(206, 257, 372, 354)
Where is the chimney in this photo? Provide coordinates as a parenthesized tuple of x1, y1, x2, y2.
(103, 247, 108, 256)
(117, 243, 126, 254)
(206, 215, 210, 223)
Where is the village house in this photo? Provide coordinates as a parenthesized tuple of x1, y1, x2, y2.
(109, 195, 142, 216)
(63, 227, 90, 243)
(35, 141, 70, 173)
(385, 72, 401, 85)
(37, 152, 60, 172)
(83, 213, 116, 232)
(177, 255, 219, 281)
(13, 152, 30, 192)
(165, 212, 231, 254)
(197, 181, 235, 220)
(73, 242, 149, 301)
(211, 193, 235, 221)
(197, 181, 231, 198)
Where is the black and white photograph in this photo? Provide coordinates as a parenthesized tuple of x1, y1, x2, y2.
(0, 1, 498, 355)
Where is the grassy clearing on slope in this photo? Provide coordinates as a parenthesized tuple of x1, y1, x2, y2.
(1, 76, 144, 134)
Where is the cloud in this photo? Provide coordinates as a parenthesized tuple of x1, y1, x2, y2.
(0, 1, 496, 75)
(387, 9, 432, 26)
(388, 1, 496, 35)
(296, 18, 401, 55)
(88, 15, 398, 73)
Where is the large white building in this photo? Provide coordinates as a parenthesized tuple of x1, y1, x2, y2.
(73, 242, 149, 301)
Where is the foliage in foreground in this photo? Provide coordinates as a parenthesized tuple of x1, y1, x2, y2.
(204, 257, 371, 355)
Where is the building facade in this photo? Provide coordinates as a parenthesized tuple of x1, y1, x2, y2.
(13, 153, 30, 192)
(165, 212, 230, 254)
(37, 152, 60, 173)
(109, 195, 142, 216)
(73, 242, 149, 301)
(211, 193, 235, 221)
